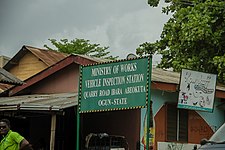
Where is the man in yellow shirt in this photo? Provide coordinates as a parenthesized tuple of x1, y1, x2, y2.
(0, 119, 30, 150)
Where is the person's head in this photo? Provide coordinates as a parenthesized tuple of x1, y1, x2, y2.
(0, 118, 11, 136)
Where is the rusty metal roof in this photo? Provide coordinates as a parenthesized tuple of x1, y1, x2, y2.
(76, 54, 111, 63)
(0, 68, 24, 85)
(4, 45, 68, 70)
(152, 68, 180, 84)
(26, 46, 69, 66)
(152, 68, 225, 92)
(0, 93, 78, 111)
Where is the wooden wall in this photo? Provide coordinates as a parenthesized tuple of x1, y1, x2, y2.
(9, 52, 47, 80)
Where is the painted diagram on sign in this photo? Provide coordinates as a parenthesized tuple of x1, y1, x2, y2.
(178, 69, 217, 112)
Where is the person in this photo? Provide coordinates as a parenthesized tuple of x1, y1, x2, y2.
(0, 118, 30, 150)
(19, 144, 33, 150)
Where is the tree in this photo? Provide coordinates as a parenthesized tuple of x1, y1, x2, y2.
(137, 0, 225, 83)
(44, 38, 118, 60)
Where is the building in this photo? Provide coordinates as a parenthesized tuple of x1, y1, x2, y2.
(0, 46, 225, 150)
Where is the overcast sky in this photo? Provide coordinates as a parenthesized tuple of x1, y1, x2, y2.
(0, 0, 170, 64)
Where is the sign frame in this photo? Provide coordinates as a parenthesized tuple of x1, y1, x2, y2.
(178, 69, 217, 112)
(78, 56, 151, 113)
(76, 56, 153, 150)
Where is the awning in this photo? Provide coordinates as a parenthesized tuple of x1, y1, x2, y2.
(0, 93, 78, 111)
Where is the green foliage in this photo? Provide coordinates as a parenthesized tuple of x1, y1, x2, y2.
(44, 38, 118, 60)
(137, 0, 225, 83)
(148, 0, 161, 7)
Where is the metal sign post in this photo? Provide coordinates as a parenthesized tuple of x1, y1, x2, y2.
(76, 107, 80, 150)
(146, 57, 152, 150)
(76, 66, 83, 150)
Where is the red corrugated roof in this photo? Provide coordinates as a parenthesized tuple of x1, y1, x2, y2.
(4, 45, 68, 70)
(1, 54, 101, 96)
(25, 45, 69, 66)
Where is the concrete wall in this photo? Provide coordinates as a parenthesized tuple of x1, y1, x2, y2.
(152, 89, 224, 149)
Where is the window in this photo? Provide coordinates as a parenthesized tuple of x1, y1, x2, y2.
(166, 103, 188, 142)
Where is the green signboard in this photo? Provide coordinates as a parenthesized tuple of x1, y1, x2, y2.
(78, 57, 151, 113)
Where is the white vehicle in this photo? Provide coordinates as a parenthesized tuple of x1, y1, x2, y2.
(197, 123, 225, 150)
